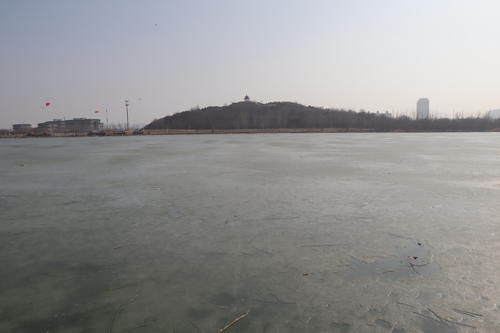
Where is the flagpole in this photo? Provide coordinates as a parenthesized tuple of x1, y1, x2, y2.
(125, 100, 129, 130)
(106, 109, 109, 129)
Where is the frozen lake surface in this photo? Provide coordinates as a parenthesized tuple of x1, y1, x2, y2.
(1, 133, 500, 332)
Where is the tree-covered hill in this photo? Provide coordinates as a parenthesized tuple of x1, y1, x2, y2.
(145, 101, 500, 132)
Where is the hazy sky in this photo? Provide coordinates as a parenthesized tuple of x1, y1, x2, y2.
(1, 0, 500, 128)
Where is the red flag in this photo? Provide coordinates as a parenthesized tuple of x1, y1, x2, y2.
(95, 110, 101, 113)
(45, 102, 51, 107)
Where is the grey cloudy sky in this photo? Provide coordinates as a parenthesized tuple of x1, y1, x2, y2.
(1, 0, 500, 128)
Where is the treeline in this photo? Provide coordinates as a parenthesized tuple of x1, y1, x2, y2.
(144, 101, 500, 131)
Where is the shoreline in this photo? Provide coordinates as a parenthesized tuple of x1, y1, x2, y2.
(142, 128, 500, 135)
(1, 127, 500, 138)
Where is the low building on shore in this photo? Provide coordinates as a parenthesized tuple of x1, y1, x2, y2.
(36, 118, 103, 133)
(0, 129, 11, 136)
(37, 119, 66, 132)
(65, 118, 103, 132)
(12, 123, 32, 134)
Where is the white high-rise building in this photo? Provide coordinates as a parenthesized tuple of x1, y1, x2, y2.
(487, 109, 500, 119)
(416, 98, 429, 119)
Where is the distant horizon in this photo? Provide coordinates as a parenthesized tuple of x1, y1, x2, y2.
(4, 96, 500, 129)
(2, 1, 500, 128)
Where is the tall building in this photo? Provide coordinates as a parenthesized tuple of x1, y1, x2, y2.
(487, 109, 500, 119)
(416, 98, 430, 120)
